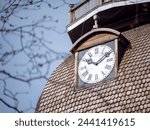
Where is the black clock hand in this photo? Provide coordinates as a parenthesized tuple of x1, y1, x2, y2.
(96, 50, 112, 65)
(83, 57, 97, 65)
(95, 55, 105, 65)
(84, 50, 112, 65)
(86, 58, 96, 65)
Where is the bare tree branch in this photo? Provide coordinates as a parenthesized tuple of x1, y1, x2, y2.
(0, 0, 73, 112)
(0, 98, 22, 113)
(0, 70, 48, 84)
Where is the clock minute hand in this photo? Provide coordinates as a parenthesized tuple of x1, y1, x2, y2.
(95, 55, 106, 65)
(96, 50, 112, 65)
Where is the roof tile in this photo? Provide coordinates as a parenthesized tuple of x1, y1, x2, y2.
(36, 24, 150, 113)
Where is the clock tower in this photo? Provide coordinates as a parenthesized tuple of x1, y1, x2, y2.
(36, 0, 150, 112)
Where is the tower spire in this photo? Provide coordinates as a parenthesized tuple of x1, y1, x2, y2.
(93, 15, 99, 29)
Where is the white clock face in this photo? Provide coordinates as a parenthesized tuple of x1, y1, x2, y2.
(78, 44, 115, 84)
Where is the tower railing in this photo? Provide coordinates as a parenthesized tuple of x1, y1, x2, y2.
(69, 0, 127, 23)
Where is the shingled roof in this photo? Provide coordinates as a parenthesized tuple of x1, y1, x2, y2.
(36, 23, 150, 113)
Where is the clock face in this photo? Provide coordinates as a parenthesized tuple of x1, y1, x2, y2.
(78, 44, 115, 84)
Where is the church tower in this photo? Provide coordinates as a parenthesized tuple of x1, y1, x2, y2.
(36, 0, 150, 112)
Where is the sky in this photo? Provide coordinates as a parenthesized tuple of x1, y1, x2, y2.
(0, 0, 80, 112)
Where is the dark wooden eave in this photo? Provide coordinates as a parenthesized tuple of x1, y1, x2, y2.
(67, 1, 150, 43)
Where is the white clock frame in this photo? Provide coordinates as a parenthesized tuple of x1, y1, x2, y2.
(74, 39, 118, 90)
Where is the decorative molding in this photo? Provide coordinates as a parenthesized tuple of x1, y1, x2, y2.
(70, 28, 121, 53)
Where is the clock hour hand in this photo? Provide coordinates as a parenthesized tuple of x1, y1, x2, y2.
(84, 58, 96, 65)
(96, 50, 112, 65)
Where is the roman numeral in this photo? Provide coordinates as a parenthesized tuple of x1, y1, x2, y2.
(87, 74, 92, 81)
(105, 65, 111, 70)
(82, 70, 88, 77)
(88, 52, 92, 57)
(82, 58, 86, 62)
(101, 47, 105, 54)
(95, 74, 98, 80)
(101, 71, 105, 76)
(107, 58, 113, 62)
(80, 66, 86, 70)
(95, 48, 98, 54)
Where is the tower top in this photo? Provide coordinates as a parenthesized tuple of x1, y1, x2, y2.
(67, 0, 150, 43)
